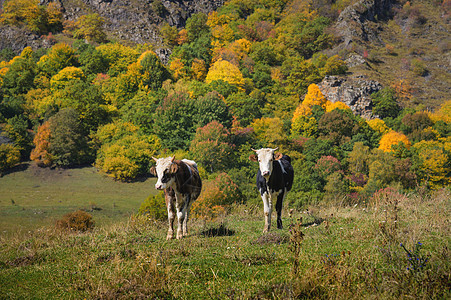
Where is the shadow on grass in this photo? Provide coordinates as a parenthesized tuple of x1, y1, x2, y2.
(200, 224, 236, 237)
(0, 162, 29, 177)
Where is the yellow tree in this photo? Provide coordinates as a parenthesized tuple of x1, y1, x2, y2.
(429, 100, 451, 123)
(302, 83, 327, 108)
(205, 59, 245, 90)
(325, 100, 350, 112)
(169, 57, 187, 80)
(50, 66, 85, 91)
(251, 117, 287, 147)
(413, 139, 451, 189)
(367, 118, 390, 134)
(378, 130, 411, 152)
(191, 58, 207, 81)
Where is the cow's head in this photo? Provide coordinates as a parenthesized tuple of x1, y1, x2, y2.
(249, 148, 283, 180)
(150, 156, 179, 190)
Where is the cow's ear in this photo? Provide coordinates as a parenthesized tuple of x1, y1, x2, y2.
(150, 166, 156, 176)
(274, 152, 283, 160)
(169, 163, 178, 174)
(249, 154, 258, 162)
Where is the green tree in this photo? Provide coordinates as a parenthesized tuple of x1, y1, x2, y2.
(152, 92, 197, 150)
(371, 87, 401, 119)
(2, 56, 36, 97)
(47, 108, 93, 166)
(185, 13, 210, 42)
(139, 51, 172, 90)
(193, 91, 233, 129)
(74, 41, 109, 76)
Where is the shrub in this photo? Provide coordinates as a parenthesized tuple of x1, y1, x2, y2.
(191, 172, 242, 220)
(56, 210, 95, 232)
(138, 192, 167, 221)
(0, 143, 21, 172)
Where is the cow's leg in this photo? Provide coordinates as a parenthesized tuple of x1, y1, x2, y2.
(276, 189, 285, 229)
(262, 192, 272, 233)
(182, 195, 192, 237)
(166, 196, 176, 240)
(175, 193, 186, 239)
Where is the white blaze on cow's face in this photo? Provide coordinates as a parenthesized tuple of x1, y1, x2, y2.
(254, 148, 277, 180)
(153, 157, 176, 190)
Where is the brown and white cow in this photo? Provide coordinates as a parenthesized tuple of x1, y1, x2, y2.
(150, 157, 202, 240)
(250, 148, 294, 233)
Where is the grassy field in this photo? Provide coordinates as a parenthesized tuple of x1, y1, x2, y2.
(0, 163, 157, 236)
(0, 167, 449, 299)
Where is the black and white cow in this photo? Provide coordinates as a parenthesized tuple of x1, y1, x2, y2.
(150, 157, 202, 240)
(249, 148, 294, 233)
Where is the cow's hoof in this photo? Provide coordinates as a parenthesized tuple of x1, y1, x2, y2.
(166, 235, 173, 240)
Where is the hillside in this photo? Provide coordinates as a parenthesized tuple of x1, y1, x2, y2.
(0, 0, 449, 110)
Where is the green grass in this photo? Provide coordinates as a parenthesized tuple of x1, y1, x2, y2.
(0, 163, 158, 236)
(0, 177, 449, 299)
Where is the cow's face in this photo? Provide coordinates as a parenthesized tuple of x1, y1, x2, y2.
(150, 157, 178, 190)
(249, 148, 282, 180)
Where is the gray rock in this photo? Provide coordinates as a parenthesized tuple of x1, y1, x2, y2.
(317, 75, 382, 119)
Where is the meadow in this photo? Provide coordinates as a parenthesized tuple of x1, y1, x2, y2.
(0, 165, 449, 299)
(0, 163, 157, 236)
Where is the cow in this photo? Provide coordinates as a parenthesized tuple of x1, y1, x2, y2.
(150, 156, 202, 240)
(249, 148, 294, 233)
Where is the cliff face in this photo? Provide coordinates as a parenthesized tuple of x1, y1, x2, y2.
(0, 0, 224, 53)
(52, 0, 224, 45)
(317, 75, 382, 119)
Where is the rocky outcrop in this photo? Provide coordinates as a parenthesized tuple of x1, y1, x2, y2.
(317, 75, 382, 119)
(53, 0, 224, 45)
(0, 25, 55, 54)
(0, 0, 224, 56)
(335, 0, 393, 47)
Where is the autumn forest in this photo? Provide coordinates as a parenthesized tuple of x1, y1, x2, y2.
(0, 0, 450, 216)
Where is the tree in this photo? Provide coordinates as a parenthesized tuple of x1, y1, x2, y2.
(30, 121, 53, 166)
(318, 109, 360, 146)
(74, 41, 109, 76)
(251, 117, 287, 147)
(50, 67, 85, 91)
(282, 58, 321, 95)
(367, 118, 390, 135)
(96, 43, 139, 76)
(193, 91, 233, 129)
(371, 87, 401, 119)
(205, 59, 245, 90)
(0, 144, 21, 173)
(412, 140, 450, 189)
(138, 51, 171, 90)
(74, 13, 107, 43)
(378, 130, 411, 152)
(2, 55, 36, 97)
(95, 121, 161, 180)
(152, 92, 197, 150)
(191, 173, 242, 220)
(185, 13, 210, 42)
(302, 83, 327, 108)
(190, 121, 234, 172)
(37, 43, 77, 78)
(0, 0, 62, 34)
